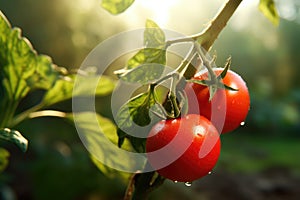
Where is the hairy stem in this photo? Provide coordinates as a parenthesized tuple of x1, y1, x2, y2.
(123, 174, 136, 200)
(195, 0, 243, 51)
(184, 0, 243, 79)
(10, 103, 45, 127)
(169, 73, 180, 118)
(195, 42, 217, 83)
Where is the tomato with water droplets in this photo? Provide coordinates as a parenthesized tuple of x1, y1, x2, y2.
(146, 114, 221, 182)
(185, 68, 250, 133)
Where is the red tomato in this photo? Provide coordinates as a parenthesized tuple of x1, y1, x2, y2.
(185, 68, 250, 133)
(146, 114, 220, 182)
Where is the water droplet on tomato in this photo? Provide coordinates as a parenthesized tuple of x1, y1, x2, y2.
(240, 121, 245, 126)
(208, 171, 212, 175)
(174, 181, 178, 183)
(185, 182, 192, 187)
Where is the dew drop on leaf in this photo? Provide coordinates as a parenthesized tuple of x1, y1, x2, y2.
(174, 181, 178, 183)
(240, 121, 245, 126)
(184, 182, 192, 187)
(208, 171, 212, 175)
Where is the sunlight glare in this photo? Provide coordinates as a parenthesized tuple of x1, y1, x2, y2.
(138, 0, 180, 27)
(72, 0, 95, 13)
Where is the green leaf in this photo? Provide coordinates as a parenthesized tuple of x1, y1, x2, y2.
(0, 128, 28, 152)
(115, 19, 166, 84)
(116, 92, 155, 128)
(90, 155, 131, 181)
(101, 0, 135, 15)
(132, 172, 165, 199)
(116, 128, 126, 148)
(120, 62, 165, 84)
(42, 74, 116, 106)
(0, 11, 59, 99)
(73, 74, 116, 96)
(127, 48, 166, 70)
(259, 0, 279, 26)
(144, 19, 165, 48)
(0, 11, 60, 126)
(67, 112, 133, 181)
(117, 128, 146, 153)
(115, 91, 158, 152)
(0, 148, 9, 173)
(117, 48, 166, 84)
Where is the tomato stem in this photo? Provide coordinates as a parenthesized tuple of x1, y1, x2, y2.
(164, 0, 243, 80)
(195, 42, 218, 83)
(124, 172, 165, 200)
(10, 102, 45, 127)
(169, 73, 180, 118)
(166, 0, 242, 52)
(177, 45, 198, 79)
(193, 0, 243, 51)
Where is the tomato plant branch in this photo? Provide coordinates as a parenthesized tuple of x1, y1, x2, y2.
(177, 45, 197, 78)
(194, 0, 243, 51)
(151, 72, 181, 118)
(168, 73, 180, 118)
(123, 173, 136, 200)
(166, 0, 242, 52)
(28, 110, 67, 118)
(0, 100, 14, 128)
(165, 0, 243, 79)
(10, 103, 45, 127)
(124, 171, 165, 200)
(195, 42, 217, 83)
(165, 37, 194, 48)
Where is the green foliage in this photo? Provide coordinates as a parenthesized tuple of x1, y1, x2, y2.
(119, 55, 166, 85)
(144, 19, 165, 48)
(91, 155, 131, 181)
(0, 10, 118, 177)
(126, 49, 164, 70)
(0, 128, 28, 152)
(0, 10, 61, 128)
(259, 0, 279, 26)
(220, 134, 300, 174)
(116, 90, 159, 151)
(0, 148, 9, 173)
(42, 74, 116, 106)
(67, 112, 133, 181)
(117, 92, 156, 129)
(0, 10, 59, 107)
(116, 19, 166, 85)
(0, 10, 60, 153)
(101, 0, 135, 15)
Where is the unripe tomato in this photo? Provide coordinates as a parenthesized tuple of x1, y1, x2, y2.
(185, 68, 250, 133)
(146, 114, 220, 182)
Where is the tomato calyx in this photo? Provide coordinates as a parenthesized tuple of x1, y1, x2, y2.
(187, 56, 238, 100)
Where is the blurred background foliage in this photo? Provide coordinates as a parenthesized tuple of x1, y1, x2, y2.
(0, 0, 299, 199)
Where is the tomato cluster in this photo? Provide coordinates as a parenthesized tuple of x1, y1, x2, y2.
(146, 68, 250, 183)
